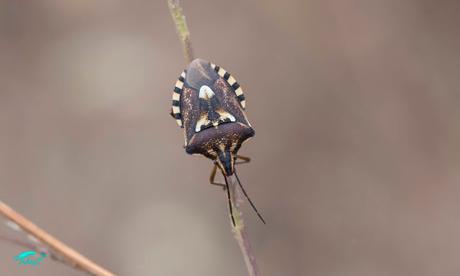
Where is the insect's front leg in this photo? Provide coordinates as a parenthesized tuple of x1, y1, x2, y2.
(236, 155, 251, 165)
(209, 163, 226, 190)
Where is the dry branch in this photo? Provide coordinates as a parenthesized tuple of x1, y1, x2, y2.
(0, 201, 115, 276)
(167, 0, 194, 63)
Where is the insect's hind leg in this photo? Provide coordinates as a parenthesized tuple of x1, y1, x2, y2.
(236, 155, 251, 165)
(209, 164, 226, 190)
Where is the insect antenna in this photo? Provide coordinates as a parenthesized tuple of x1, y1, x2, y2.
(234, 172, 266, 224)
(223, 175, 236, 226)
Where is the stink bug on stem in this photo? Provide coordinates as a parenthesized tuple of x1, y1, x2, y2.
(170, 58, 265, 225)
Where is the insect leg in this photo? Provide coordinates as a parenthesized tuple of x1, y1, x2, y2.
(236, 155, 251, 165)
(209, 164, 226, 190)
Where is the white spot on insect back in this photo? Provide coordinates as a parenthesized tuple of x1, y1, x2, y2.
(217, 68, 226, 77)
(216, 110, 236, 122)
(195, 114, 211, 132)
(227, 76, 236, 85)
(175, 80, 184, 89)
(172, 106, 180, 114)
(172, 92, 180, 101)
(199, 85, 215, 100)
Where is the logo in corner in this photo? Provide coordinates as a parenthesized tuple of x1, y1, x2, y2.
(14, 251, 47, 266)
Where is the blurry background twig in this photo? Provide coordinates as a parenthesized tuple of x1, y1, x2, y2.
(0, 201, 115, 276)
(167, 0, 194, 63)
(167, 1, 262, 276)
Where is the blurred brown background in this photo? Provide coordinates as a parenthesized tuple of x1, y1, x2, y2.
(1, 0, 460, 275)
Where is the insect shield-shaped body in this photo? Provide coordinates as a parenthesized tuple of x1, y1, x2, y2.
(171, 58, 254, 176)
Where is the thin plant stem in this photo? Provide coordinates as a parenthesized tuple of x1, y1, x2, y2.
(0, 201, 115, 276)
(0, 234, 79, 268)
(227, 175, 261, 276)
(167, 0, 194, 63)
(166, 2, 261, 275)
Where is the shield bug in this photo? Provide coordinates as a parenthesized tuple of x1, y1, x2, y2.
(170, 58, 265, 225)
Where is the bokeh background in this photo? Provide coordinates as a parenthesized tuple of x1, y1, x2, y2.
(1, 0, 460, 275)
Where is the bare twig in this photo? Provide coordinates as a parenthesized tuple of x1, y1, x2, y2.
(0, 234, 76, 267)
(167, 0, 194, 63)
(0, 201, 115, 276)
(227, 175, 261, 276)
(166, 1, 262, 275)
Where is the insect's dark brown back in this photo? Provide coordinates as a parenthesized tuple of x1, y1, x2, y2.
(171, 59, 254, 168)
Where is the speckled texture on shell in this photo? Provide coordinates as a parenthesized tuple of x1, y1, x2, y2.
(179, 59, 254, 154)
